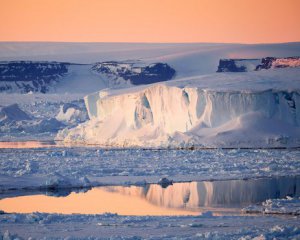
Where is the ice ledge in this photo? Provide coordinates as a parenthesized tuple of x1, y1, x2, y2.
(57, 69, 300, 148)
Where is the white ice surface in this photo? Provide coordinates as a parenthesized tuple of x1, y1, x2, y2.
(60, 68, 300, 148)
(52, 64, 108, 94)
(0, 212, 299, 239)
(0, 148, 299, 190)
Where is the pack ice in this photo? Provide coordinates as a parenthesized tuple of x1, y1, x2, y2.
(58, 67, 300, 148)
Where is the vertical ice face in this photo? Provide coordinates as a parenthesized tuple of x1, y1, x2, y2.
(141, 85, 197, 134)
(84, 92, 101, 119)
(196, 90, 299, 128)
(65, 85, 300, 147)
(61, 70, 300, 147)
(134, 94, 153, 128)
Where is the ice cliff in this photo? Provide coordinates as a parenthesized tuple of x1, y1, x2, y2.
(58, 68, 300, 148)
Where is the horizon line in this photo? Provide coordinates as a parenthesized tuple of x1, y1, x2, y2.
(0, 41, 300, 45)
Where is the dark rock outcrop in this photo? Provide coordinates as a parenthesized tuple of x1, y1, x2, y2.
(217, 59, 260, 72)
(217, 57, 300, 72)
(92, 62, 176, 85)
(255, 57, 300, 70)
(0, 61, 70, 93)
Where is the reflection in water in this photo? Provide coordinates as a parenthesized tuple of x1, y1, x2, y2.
(0, 141, 56, 149)
(0, 141, 110, 149)
(0, 176, 299, 215)
(0, 187, 198, 216)
(107, 176, 300, 209)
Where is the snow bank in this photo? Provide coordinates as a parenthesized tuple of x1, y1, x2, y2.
(58, 69, 300, 148)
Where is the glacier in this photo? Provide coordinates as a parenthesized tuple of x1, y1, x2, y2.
(58, 68, 300, 148)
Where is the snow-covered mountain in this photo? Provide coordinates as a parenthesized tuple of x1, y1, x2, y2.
(1, 42, 300, 94)
(0, 60, 175, 93)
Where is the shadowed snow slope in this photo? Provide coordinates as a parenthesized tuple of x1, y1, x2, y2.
(0, 104, 31, 123)
(58, 68, 300, 148)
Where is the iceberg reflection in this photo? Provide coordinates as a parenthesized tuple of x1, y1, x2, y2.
(106, 176, 300, 209)
(0, 176, 298, 215)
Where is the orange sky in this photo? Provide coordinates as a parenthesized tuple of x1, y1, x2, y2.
(0, 0, 300, 43)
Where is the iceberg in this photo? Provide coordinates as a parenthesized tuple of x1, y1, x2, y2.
(58, 68, 300, 148)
